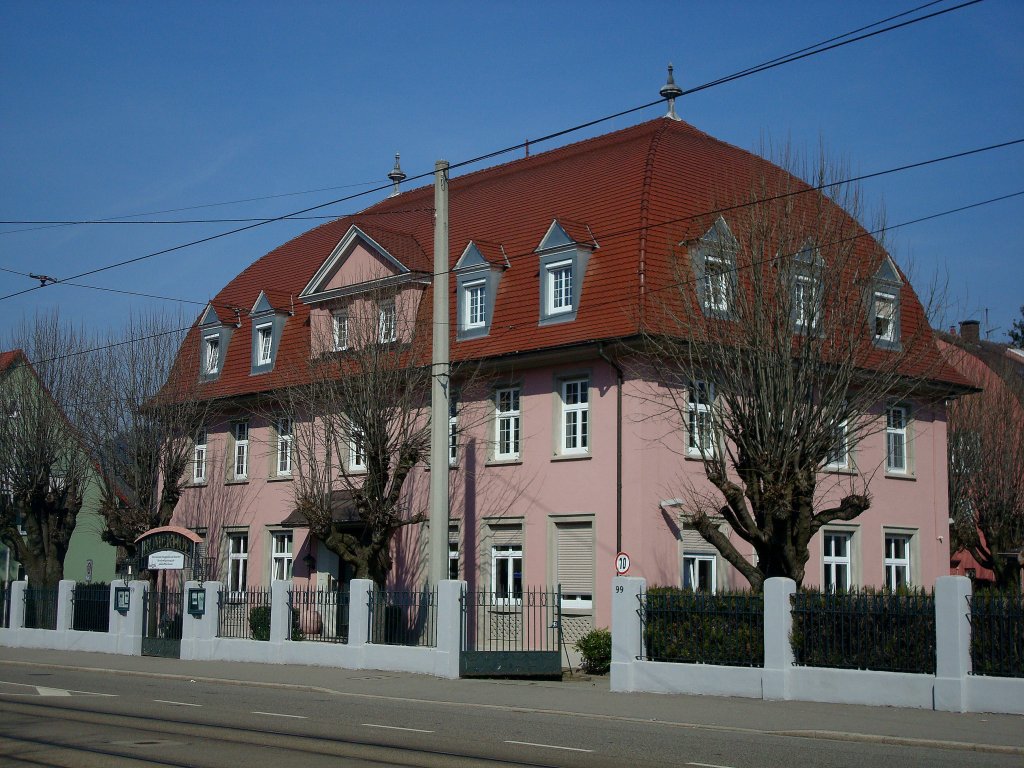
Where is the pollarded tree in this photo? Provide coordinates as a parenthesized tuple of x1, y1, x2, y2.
(1008, 305, 1024, 348)
(0, 316, 95, 587)
(948, 366, 1024, 590)
(642, 149, 950, 591)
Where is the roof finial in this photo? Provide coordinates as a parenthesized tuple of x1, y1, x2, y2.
(387, 153, 406, 197)
(660, 63, 683, 121)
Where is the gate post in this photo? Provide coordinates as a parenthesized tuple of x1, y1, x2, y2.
(435, 580, 465, 679)
(9, 580, 27, 630)
(112, 580, 148, 656)
(57, 580, 75, 635)
(348, 579, 373, 650)
(270, 580, 291, 644)
(181, 580, 220, 661)
(610, 576, 644, 692)
(934, 575, 972, 712)
(763, 577, 796, 701)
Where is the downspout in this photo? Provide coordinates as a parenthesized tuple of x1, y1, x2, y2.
(597, 342, 624, 553)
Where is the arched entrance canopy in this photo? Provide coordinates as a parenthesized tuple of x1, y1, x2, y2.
(133, 526, 207, 580)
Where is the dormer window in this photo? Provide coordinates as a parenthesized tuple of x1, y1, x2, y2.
(378, 299, 396, 344)
(792, 241, 823, 333)
(249, 291, 289, 374)
(204, 335, 220, 375)
(874, 293, 897, 342)
(455, 241, 504, 340)
(535, 220, 595, 326)
(197, 303, 234, 382)
(691, 216, 739, 318)
(464, 281, 487, 329)
(332, 311, 349, 351)
(256, 324, 273, 365)
(870, 257, 902, 349)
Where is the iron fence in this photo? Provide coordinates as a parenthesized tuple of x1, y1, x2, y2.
(969, 591, 1024, 678)
(462, 586, 560, 653)
(72, 583, 110, 632)
(23, 587, 58, 630)
(639, 588, 764, 667)
(791, 588, 936, 674)
(369, 587, 437, 647)
(289, 587, 349, 644)
(217, 588, 272, 640)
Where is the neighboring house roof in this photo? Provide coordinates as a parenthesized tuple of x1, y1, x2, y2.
(0, 349, 28, 375)
(172, 117, 969, 400)
(937, 331, 1024, 403)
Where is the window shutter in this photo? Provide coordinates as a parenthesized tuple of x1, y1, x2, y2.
(489, 524, 521, 546)
(555, 522, 593, 595)
(681, 529, 716, 553)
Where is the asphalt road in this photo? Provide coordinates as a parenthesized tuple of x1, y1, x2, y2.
(0, 663, 1021, 768)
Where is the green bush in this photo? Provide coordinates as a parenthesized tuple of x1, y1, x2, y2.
(574, 628, 612, 675)
(249, 605, 304, 642)
(643, 586, 764, 667)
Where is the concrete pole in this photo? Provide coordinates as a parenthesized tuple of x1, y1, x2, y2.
(429, 160, 451, 587)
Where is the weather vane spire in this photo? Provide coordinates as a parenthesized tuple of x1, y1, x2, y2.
(660, 63, 683, 121)
(388, 153, 406, 197)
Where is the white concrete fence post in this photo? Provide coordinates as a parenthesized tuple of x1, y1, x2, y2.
(181, 580, 221, 660)
(109, 580, 148, 656)
(435, 580, 465, 679)
(270, 580, 291, 644)
(610, 576, 645, 693)
(9, 580, 27, 629)
(762, 577, 796, 701)
(57, 580, 75, 633)
(934, 575, 972, 712)
(347, 579, 373, 648)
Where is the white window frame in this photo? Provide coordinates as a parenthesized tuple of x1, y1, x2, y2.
(794, 274, 820, 331)
(276, 417, 293, 476)
(332, 312, 348, 352)
(256, 324, 273, 365)
(271, 531, 293, 581)
(545, 260, 574, 316)
(873, 291, 898, 343)
(233, 421, 249, 480)
(703, 254, 731, 313)
(683, 554, 717, 593)
(495, 387, 521, 460)
(884, 533, 912, 589)
(464, 280, 486, 330)
(348, 426, 366, 472)
(378, 299, 397, 344)
(448, 396, 458, 466)
(687, 381, 715, 458)
(204, 335, 220, 375)
(886, 405, 908, 474)
(448, 541, 459, 581)
(192, 428, 207, 483)
(560, 377, 589, 455)
(227, 532, 248, 596)
(822, 532, 852, 592)
(491, 544, 523, 603)
(826, 419, 850, 470)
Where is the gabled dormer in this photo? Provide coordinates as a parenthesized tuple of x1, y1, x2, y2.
(689, 216, 739, 319)
(197, 303, 236, 382)
(535, 219, 596, 326)
(871, 256, 903, 350)
(249, 291, 291, 375)
(792, 238, 824, 333)
(454, 241, 505, 340)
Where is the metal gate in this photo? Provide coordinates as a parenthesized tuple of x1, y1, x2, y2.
(142, 588, 183, 658)
(460, 586, 563, 677)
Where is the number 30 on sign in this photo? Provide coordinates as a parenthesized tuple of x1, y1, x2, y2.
(615, 552, 630, 575)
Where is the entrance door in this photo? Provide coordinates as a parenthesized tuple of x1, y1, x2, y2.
(142, 588, 183, 658)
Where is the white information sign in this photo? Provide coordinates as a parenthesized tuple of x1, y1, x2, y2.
(615, 551, 630, 576)
(148, 550, 185, 570)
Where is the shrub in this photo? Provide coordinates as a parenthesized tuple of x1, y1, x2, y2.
(575, 627, 612, 675)
(249, 605, 304, 642)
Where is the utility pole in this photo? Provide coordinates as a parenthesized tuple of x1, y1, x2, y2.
(429, 160, 450, 586)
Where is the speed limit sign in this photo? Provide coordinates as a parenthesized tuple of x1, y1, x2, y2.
(615, 552, 630, 575)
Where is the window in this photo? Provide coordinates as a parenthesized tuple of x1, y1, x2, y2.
(683, 554, 716, 593)
(271, 531, 293, 581)
(204, 335, 220, 375)
(492, 544, 523, 602)
(193, 428, 207, 483)
(332, 312, 348, 351)
(495, 388, 521, 460)
(560, 378, 589, 454)
(692, 217, 739, 317)
(687, 381, 715, 458)
(823, 532, 852, 592)
(886, 405, 908, 474)
(545, 261, 574, 316)
(276, 418, 293, 476)
(348, 427, 366, 472)
(464, 280, 486, 329)
(873, 292, 898, 344)
(826, 419, 849, 469)
(448, 541, 459, 580)
(555, 521, 594, 609)
(228, 532, 248, 594)
(256, 324, 273, 365)
(884, 533, 911, 589)
(233, 421, 249, 480)
(794, 274, 820, 331)
(378, 299, 396, 343)
(703, 254, 731, 313)
(448, 395, 458, 466)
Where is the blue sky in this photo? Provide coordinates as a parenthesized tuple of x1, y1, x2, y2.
(1, 1, 1021, 342)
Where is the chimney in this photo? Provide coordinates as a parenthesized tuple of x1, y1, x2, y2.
(959, 319, 981, 344)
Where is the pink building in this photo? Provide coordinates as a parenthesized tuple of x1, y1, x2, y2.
(170, 114, 969, 638)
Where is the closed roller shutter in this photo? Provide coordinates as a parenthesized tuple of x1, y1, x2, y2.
(489, 524, 521, 546)
(556, 522, 593, 595)
(681, 528, 717, 553)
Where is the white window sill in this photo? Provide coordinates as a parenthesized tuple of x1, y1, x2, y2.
(551, 453, 591, 462)
(884, 471, 916, 481)
(187, 480, 208, 488)
(225, 479, 249, 486)
(487, 458, 522, 466)
(684, 452, 714, 462)
(267, 475, 293, 483)
(824, 465, 857, 476)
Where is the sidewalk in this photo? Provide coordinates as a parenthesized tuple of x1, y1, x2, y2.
(1, 646, 1021, 754)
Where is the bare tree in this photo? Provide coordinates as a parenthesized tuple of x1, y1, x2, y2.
(80, 312, 208, 564)
(0, 315, 95, 587)
(949, 369, 1024, 590)
(641, 148, 947, 590)
(274, 283, 445, 588)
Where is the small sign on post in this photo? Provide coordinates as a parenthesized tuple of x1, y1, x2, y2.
(615, 551, 631, 576)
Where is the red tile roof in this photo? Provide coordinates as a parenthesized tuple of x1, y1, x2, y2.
(176, 118, 969, 399)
